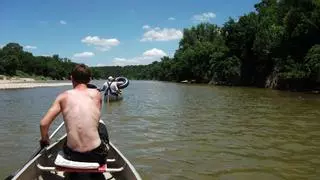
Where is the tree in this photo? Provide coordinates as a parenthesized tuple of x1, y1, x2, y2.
(1, 55, 19, 75)
(2, 43, 23, 54)
(305, 45, 320, 84)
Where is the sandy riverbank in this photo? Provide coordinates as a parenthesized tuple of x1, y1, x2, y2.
(0, 79, 71, 90)
(0, 76, 72, 89)
(0, 82, 72, 90)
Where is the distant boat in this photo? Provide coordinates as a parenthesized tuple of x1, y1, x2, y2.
(103, 77, 129, 102)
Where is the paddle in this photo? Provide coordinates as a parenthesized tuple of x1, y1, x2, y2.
(107, 90, 111, 113)
(96, 82, 111, 113)
(5, 121, 65, 180)
(34, 121, 65, 157)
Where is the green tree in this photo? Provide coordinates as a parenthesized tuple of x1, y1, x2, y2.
(305, 45, 320, 84)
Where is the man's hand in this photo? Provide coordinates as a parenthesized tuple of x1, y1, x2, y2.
(39, 139, 50, 149)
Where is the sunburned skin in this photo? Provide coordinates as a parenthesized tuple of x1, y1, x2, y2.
(60, 88, 102, 152)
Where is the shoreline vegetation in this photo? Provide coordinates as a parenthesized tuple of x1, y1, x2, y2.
(1, 0, 319, 92)
(92, 0, 320, 92)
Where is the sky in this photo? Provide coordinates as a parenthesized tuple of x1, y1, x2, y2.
(0, 0, 260, 67)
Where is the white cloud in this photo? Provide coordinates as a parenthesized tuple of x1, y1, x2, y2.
(60, 20, 67, 25)
(81, 36, 120, 51)
(143, 48, 167, 57)
(168, 17, 176, 21)
(40, 54, 51, 57)
(112, 48, 167, 66)
(96, 63, 107, 67)
(192, 12, 216, 22)
(141, 27, 183, 42)
(142, 25, 150, 29)
(112, 58, 140, 66)
(24, 45, 37, 50)
(73, 52, 95, 58)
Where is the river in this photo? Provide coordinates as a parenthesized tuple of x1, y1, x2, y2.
(0, 80, 319, 180)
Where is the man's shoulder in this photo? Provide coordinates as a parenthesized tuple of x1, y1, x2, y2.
(57, 90, 69, 99)
(54, 90, 69, 104)
(87, 88, 101, 97)
(63, 89, 73, 94)
(87, 88, 99, 93)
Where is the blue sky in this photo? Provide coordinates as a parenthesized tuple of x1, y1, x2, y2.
(0, 0, 260, 67)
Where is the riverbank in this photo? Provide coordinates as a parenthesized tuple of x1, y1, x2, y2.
(0, 76, 71, 90)
(0, 78, 71, 90)
(0, 82, 72, 90)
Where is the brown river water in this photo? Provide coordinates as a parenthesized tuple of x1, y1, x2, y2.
(0, 80, 319, 180)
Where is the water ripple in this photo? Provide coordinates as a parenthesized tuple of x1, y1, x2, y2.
(0, 81, 319, 180)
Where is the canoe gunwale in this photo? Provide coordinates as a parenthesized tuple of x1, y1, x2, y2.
(36, 163, 125, 172)
(109, 142, 142, 180)
(11, 153, 42, 180)
(10, 134, 142, 180)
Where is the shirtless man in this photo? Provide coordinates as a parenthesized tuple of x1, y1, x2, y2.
(39, 64, 108, 164)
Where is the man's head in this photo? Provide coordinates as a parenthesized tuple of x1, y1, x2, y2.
(108, 76, 114, 81)
(71, 64, 92, 86)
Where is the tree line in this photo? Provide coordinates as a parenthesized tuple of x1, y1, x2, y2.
(1, 0, 319, 91)
(0, 43, 101, 80)
(94, 0, 320, 91)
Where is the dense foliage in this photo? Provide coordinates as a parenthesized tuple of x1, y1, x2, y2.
(0, 43, 103, 80)
(95, 0, 320, 90)
(1, 0, 319, 91)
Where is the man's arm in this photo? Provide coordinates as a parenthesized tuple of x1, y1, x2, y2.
(114, 82, 121, 94)
(99, 82, 107, 92)
(116, 81, 124, 86)
(96, 90, 102, 110)
(39, 94, 63, 145)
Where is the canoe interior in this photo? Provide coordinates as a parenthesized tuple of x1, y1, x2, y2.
(13, 135, 141, 180)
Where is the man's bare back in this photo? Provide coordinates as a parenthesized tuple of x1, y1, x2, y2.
(60, 87, 102, 152)
(40, 84, 102, 152)
(40, 64, 107, 164)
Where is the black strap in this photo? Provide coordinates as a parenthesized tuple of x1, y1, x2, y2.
(106, 82, 112, 94)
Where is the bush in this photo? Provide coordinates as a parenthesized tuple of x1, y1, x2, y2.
(305, 45, 320, 82)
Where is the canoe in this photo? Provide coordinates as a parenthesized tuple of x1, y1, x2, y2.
(8, 134, 141, 180)
(104, 93, 123, 102)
